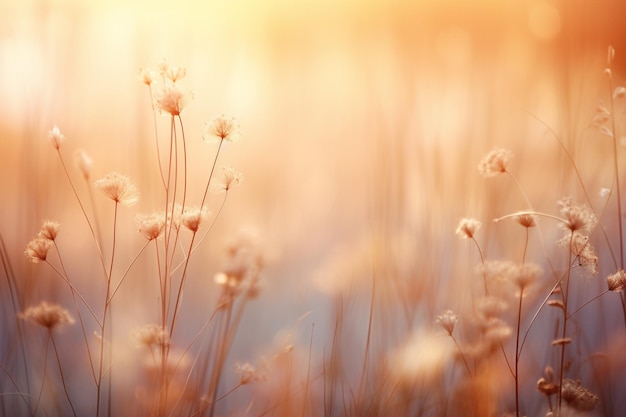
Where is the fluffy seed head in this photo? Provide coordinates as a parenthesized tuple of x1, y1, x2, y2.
(38, 220, 60, 241)
(557, 231, 599, 275)
(136, 212, 166, 240)
(455, 218, 481, 238)
(48, 126, 65, 150)
(478, 148, 513, 177)
(94, 172, 139, 206)
(514, 212, 537, 228)
(25, 237, 53, 263)
(138, 67, 157, 85)
(217, 167, 243, 192)
(557, 197, 597, 233)
(607, 269, 626, 291)
(181, 206, 210, 232)
(155, 83, 192, 116)
(435, 309, 458, 336)
(203, 115, 241, 143)
(132, 324, 170, 348)
(20, 301, 75, 330)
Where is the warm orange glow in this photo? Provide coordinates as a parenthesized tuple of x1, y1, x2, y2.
(1, 0, 626, 416)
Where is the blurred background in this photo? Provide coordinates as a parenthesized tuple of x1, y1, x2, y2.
(2, 0, 626, 415)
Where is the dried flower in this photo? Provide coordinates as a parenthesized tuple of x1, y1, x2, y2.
(136, 212, 166, 240)
(74, 149, 93, 180)
(514, 212, 537, 228)
(455, 218, 481, 239)
(154, 83, 192, 116)
(94, 172, 139, 206)
(235, 361, 267, 384)
(561, 379, 599, 412)
(20, 301, 75, 330)
(435, 309, 458, 336)
(557, 197, 597, 233)
(510, 263, 542, 293)
(138, 67, 157, 86)
(25, 237, 52, 263)
(478, 148, 513, 177)
(216, 228, 265, 293)
(607, 269, 626, 291)
(132, 324, 170, 348)
(48, 126, 65, 150)
(202, 115, 240, 143)
(557, 231, 599, 275)
(216, 167, 243, 192)
(181, 206, 210, 232)
(162, 64, 186, 83)
(38, 220, 60, 241)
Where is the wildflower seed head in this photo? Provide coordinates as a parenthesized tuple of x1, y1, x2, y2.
(25, 237, 52, 263)
(19, 301, 75, 330)
(607, 269, 626, 291)
(181, 206, 210, 232)
(435, 309, 458, 336)
(136, 212, 166, 240)
(455, 218, 481, 239)
(38, 220, 60, 241)
(557, 197, 597, 233)
(514, 212, 537, 228)
(94, 172, 139, 206)
(155, 83, 192, 116)
(561, 379, 599, 412)
(478, 148, 513, 177)
(132, 324, 170, 348)
(48, 126, 65, 150)
(138, 67, 157, 85)
(511, 263, 542, 293)
(217, 167, 243, 192)
(557, 231, 599, 275)
(74, 149, 93, 180)
(614, 86, 626, 100)
(203, 115, 241, 143)
(163, 64, 187, 83)
(235, 361, 267, 384)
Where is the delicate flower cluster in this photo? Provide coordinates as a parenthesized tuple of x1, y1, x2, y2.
(607, 269, 626, 291)
(215, 229, 265, 297)
(48, 126, 65, 150)
(513, 212, 537, 228)
(557, 197, 597, 234)
(181, 205, 210, 232)
(132, 324, 171, 348)
(478, 148, 513, 177)
(24, 220, 61, 263)
(141, 60, 193, 116)
(136, 212, 166, 240)
(556, 232, 599, 275)
(94, 172, 139, 206)
(455, 218, 481, 239)
(235, 361, 267, 385)
(435, 309, 458, 336)
(202, 115, 241, 143)
(215, 167, 243, 192)
(19, 301, 75, 330)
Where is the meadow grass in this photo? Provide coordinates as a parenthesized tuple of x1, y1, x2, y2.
(1, 24, 626, 417)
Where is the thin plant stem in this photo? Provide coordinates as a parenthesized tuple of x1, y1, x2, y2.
(607, 67, 624, 268)
(49, 330, 77, 417)
(33, 333, 50, 417)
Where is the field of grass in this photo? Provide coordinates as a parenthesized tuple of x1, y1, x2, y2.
(1, 1, 626, 416)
